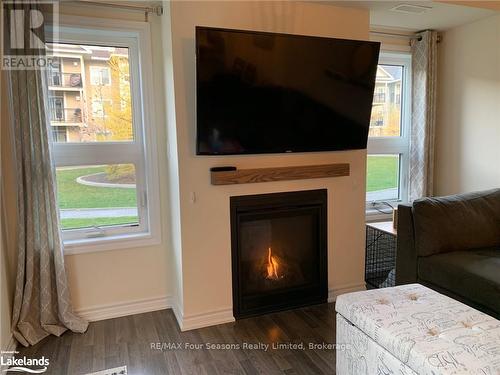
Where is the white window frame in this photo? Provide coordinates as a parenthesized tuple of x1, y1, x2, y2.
(90, 66, 111, 86)
(366, 52, 412, 216)
(46, 16, 161, 254)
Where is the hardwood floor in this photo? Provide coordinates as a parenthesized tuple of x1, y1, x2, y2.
(16, 303, 337, 375)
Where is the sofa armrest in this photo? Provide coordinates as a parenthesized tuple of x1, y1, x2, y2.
(395, 204, 418, 284)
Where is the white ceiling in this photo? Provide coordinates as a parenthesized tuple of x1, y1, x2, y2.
(327, 1, 497, 31)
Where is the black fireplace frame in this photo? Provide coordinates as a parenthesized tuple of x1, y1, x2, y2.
(230, 189, 328, 319)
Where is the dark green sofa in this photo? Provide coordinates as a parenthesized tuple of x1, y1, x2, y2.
(396, 188, 500, 318)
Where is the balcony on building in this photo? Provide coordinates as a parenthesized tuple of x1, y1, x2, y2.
(48, 73, 83, 91)
(370, 118, 384, 128)
(50, 107, 83, 126)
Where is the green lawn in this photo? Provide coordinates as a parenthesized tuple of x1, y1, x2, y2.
(56, 166, 137, 209)
(366, 155, 399, 192)
(56, 166, 138, 230)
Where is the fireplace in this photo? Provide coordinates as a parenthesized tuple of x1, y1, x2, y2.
(230, 189, 328, 318)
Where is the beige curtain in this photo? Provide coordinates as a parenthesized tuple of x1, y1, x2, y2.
(409, 30, 438, 201)
(7, 2, 88, 346)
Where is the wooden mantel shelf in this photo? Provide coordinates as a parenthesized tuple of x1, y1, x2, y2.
(211, 163, 350, 185)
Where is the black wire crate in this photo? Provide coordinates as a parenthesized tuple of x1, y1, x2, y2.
(365, 223, 396, 289)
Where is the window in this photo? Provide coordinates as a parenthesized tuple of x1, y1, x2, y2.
(48, 57, 62, 86)
(367, 53, 411, 207)
(49, 96, 64, 121)
(90, 66, 111, 86)
(52, 127, 67, 143)
(373, 86, 386, 103)
(45, 19, 160, 253)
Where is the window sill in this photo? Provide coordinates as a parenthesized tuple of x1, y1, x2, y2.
(365, 200, 401, 223)
(63, 231, 161, 255)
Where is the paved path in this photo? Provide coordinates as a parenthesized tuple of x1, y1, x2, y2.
(60, 207, 138, 219)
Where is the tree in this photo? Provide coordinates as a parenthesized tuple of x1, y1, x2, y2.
(385, 104, 401, 137)
(105, 55, 133, 141)
(105, 163, 135, 183)
(90, 54, 135, 181)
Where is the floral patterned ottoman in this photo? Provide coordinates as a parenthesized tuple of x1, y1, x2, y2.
(336, 284, 500, 374)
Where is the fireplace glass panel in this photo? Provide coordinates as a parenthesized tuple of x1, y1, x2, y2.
(240, 209, 319, 296)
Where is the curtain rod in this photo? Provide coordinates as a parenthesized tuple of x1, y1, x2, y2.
(370, 30, 441, 43)
(370, 31, 420, 40)
(68, 1, 163, 16)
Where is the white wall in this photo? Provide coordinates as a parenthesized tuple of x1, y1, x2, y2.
(434, 14, 500, 195)
(166, 1, 371, 327)
(160, 3, 184, 320)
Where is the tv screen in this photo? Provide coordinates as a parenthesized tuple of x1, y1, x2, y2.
(196, 27, 380, 155)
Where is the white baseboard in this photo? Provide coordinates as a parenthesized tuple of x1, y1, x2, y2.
(1, 336, 18, 373)
(71, 283, 364, 329)
(74, 295, 172, 322)
(72, 295, 235, 331)
(171, 299, 184, 329)
(172, 283, 366, 331)
(328, 282, 366, 303)
(178, 307, 235, 331)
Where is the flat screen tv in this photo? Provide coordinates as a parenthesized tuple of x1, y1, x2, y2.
(196, 27, 380, 155)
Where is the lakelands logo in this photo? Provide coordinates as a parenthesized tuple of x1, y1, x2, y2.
(1, 352, 49, 373)
(1, 0, 59, 70)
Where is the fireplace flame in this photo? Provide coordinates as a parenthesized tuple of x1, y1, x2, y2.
(266, 247, 280, 280)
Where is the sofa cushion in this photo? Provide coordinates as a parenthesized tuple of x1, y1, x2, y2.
(418, 247, 500, 315)
(412, 189, 500, 256)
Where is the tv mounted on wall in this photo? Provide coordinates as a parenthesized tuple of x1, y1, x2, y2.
(196, 26, 380, 155)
